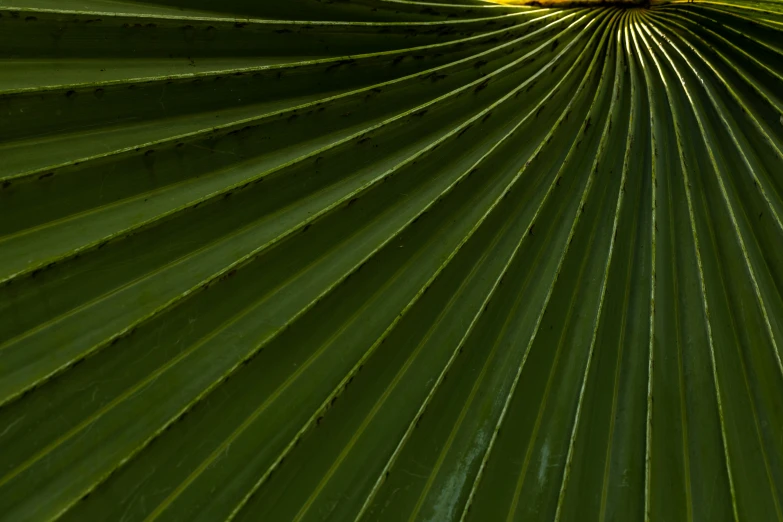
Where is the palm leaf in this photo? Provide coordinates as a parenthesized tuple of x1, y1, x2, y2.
(0, 0, 782, 520)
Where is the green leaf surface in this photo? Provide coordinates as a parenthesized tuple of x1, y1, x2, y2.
(0, 0, 782, 520)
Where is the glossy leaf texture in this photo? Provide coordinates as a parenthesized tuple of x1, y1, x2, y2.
(1, 0, 782, 520)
